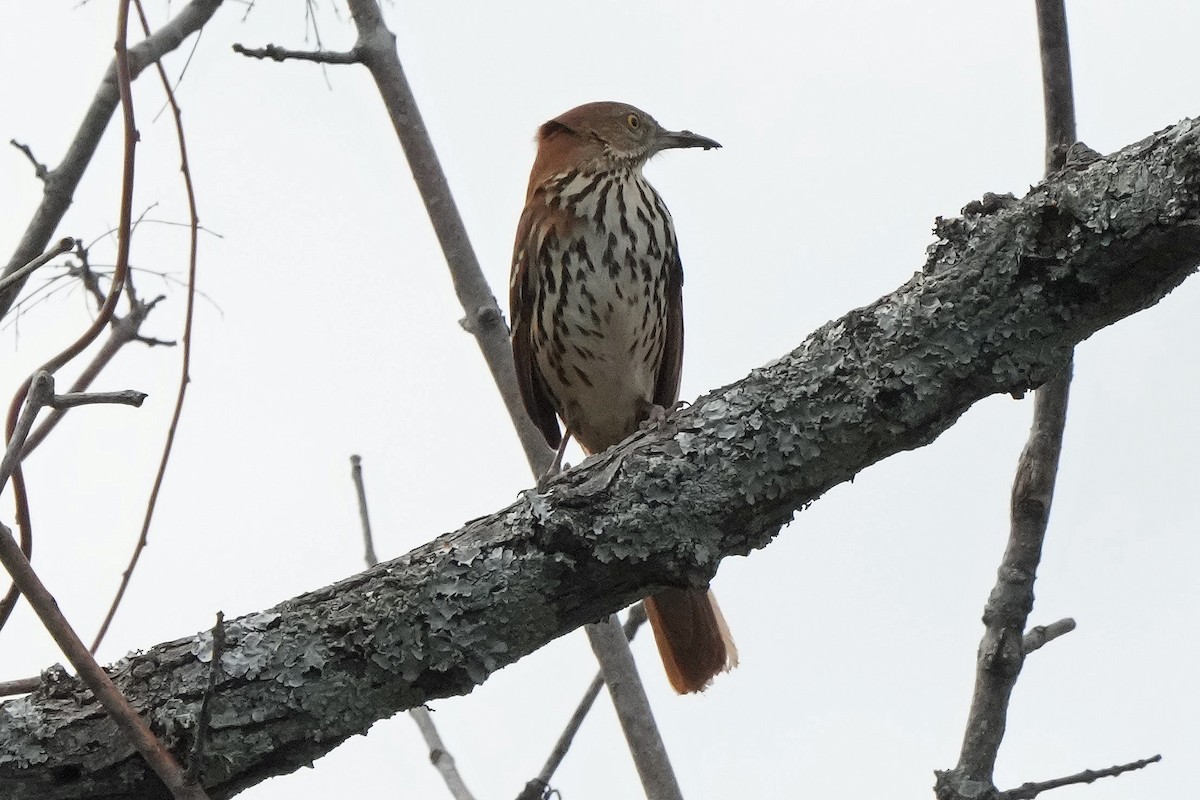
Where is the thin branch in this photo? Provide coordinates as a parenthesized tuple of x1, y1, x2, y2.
(21, 292, 167, 457)
(342, 0, 555, 471)
(184, 612, 225, 787)
(231, 42, 360, 64)
(521, 604, 649, 800)
(0, 238, 73, 295)
(349, 454, 478, 800)
(0, 0, 224, 322)
(89, 0, 205, 655)
(349, 455, 378, 567)
(586, 613, 683, 799)
(51, 389, 146, 409)
(1022, 617, 1075, 655)
(999, 754, 1162, 800)
(938, 4, 1080, 797)
(410, 708, 477, 800)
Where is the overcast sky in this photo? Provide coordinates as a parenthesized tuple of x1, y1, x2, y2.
(1, 2, 1198, 798)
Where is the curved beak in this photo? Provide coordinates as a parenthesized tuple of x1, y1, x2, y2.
(656, 129, 722, 152)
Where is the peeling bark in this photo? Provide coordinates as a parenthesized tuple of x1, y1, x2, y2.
(2, 117, 1199, 799)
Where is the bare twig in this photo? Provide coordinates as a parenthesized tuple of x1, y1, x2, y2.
(231, 42, 360, 64)
(937, 4, 1080, 798)
(89, 0, 206, 655)
(22, 292, 168, 457)
(51, 389, 146, 409)
(349, 455, 477, 800)
(1022, 617, 1075, 655)
(185, 611, 225, 786)
(349, 455, 378, 567)
(0, 0, 224, 321)
(586, 613, 683, 799)
(410, 707, 477, 800)
(0, 238, 73, 295)
(1000, 754, 1162, 800)
(519, 604, 649, 800)
(9, 140, 50, 182)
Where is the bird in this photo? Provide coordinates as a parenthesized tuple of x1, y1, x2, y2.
(509, 101, 737, 693)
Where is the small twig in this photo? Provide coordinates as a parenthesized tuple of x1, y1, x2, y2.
(1022, 617, 1075, 655)
(231, 42, 360, 64)
(0, 238, 73, 295)
(999, 754, 1162, 800)
(51, 389, 147, 409)
(22, 293, 166, 457)
(9, 139, 50, 182)
(520, 604, 649, 800)
(185, 611, 225, 786)
(348, 455, 477, 800)
(349, 455, 378, 567)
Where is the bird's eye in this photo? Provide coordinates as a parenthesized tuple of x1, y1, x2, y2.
(627, 113, 640, 129)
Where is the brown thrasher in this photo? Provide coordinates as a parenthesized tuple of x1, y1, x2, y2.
(509, 101, 736, 693)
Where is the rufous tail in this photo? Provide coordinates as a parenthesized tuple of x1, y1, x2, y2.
(643, 588, 738, 694)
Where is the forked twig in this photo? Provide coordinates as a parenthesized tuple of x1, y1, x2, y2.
(0, 5, 209, 797)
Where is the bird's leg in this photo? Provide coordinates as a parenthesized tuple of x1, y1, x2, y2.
(639, 403, 671, 434)
(537, 430, 573, 491)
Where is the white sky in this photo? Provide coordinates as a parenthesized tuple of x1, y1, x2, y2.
(1, 2, 1198, 798)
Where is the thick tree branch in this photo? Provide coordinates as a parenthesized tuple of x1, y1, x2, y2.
(1, 116, 1198, 799)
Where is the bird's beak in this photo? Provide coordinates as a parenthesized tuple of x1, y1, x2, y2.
(656, 129, 722, 152)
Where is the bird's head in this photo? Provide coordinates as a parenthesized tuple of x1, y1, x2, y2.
(534, 101, 720, 174)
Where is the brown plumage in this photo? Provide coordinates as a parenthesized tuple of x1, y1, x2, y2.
(509, 101, 737, 693)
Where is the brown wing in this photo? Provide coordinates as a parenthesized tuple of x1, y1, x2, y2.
(510, 203, 563, 449)
(653, 244, 685, 408)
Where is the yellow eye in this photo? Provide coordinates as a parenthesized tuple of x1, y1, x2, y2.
(627, 113, 640, 129)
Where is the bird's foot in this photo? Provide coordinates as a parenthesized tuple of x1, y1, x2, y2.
(536, 461, 570, 492)
(639, 403, 671, 433)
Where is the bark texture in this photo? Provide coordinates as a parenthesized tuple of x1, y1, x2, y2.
(2, 117, 1199, 799)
